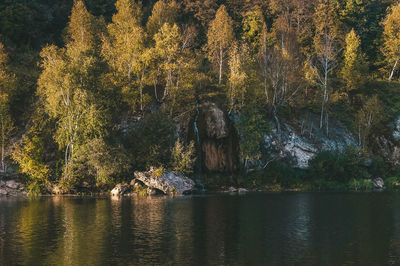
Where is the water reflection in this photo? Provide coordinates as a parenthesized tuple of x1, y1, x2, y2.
(1, 193, 400, 265)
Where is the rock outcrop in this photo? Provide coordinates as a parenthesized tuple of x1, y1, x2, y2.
(0, 179, 27, 196)
(193, 102, 239, 173)
(134, 169, 195, 195)
(258, 113, 357, 169)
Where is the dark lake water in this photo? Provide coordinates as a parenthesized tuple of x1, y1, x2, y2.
(1, 192, 400, 265)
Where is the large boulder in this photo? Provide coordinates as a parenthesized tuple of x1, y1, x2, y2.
(134, 169, 195, 195)
(194, 102, 239, 173)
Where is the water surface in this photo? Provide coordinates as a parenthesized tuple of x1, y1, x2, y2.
(1, 192, 400, 265)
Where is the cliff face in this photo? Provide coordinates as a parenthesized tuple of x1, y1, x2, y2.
(259, 113, 358, 169)
(187, 102, 239, 173)
(183, 102, 400, 172)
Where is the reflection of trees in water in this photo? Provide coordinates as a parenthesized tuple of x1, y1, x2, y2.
(45, 197, 109, 265)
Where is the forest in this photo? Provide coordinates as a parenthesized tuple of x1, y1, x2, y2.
(1, 0, 400, 193)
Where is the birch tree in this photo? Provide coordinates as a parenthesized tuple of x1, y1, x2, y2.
(102, 0, 147, 112)
(382, 3, 400, 81)
(38, 1, 106, 184)
(206, 5, 235, 85)
(309, 0, 341, 132)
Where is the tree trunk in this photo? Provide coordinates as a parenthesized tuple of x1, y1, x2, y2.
(1, 120, 4, 172)
(219, 49, 223, 85)
(389, 58, 399, 81)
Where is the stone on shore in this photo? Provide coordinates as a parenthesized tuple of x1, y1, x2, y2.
(134, 168, 195, 195)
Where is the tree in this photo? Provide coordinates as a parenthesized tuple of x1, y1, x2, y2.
(242, 6, 265, 52)
(206, 5, 235, 85)
(146, 0, 181, 37)
(171, 139, 196, 174)
(236, 106, 270, 169)
(228, 43, 247, 112)
(341, 29, 368, 93)
(102, 0, 147, 112)
(356, 95, 383, 149)
(152, 23, 197, 115)
(183, 0, 218, 28)
(0, 43, 15, 172)
(38, 1, 107, 186)
(382, 2, 400, 81)
(308, 0, 341, 132)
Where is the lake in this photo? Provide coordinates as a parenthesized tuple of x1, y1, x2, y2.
(1, 192, 400, 265)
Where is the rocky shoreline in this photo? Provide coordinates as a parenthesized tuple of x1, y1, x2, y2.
(0, 172, 389, 197)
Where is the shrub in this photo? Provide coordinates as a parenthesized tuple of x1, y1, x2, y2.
(262, 161, 303, 188)
(126, 112, 175, 170)
(385, 176, 400, 190)
(348, 178, 373, 191)
(308, 148, 367, 183)
(73, 138, 131, 186)
(171, 139, 196, 175)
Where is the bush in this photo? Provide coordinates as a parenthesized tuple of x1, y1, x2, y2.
(385, 176, 400, 190)
(308, 148, 367, 183)
(348, 178, 373, 191)
(260, 161, 303, 188)
(73, 138, 131, 186)
(171, 139, 196, 175)
(125, 112, 175, 170)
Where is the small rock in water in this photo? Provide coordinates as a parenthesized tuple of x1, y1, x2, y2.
(228, 186, 237, 193)
(373, 178, 384, 189)
(238, 188, 248, 193)
(111, 183, 130, 196)
(0, 188, 8, 195)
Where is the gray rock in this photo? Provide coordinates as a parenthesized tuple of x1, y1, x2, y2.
(238, 188, 248, 193)
(259, 113, 357, 169)
(111, 183, 130, 196)
(228, 186, 237, 193)
(6, 180, 19, 189)
(134, 169, 195, 195)
(0, 188, 7, 195)
(202, 102, 229, 139)
(373, 178, 384, 189)
(147, 188, 159, 196)
(393, 116, 400, 141)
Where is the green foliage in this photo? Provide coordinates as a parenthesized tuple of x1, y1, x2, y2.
(126, 112, 175, 170)
(153, 165, 164, 177)
(384, 176, 400, 190)
(236, 106, 270, 161)
(12, 134, 50, 183)
(3, 0, 400, 192)
(308, 148, 367, 183)
(348, 178, 373, 191)
(73, 138, 131, 186)
(171, 139, 196, 174)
